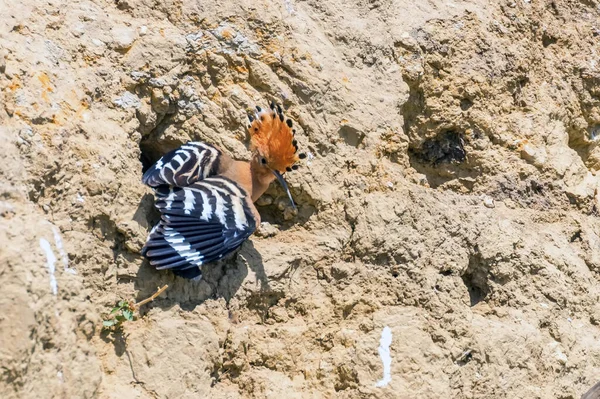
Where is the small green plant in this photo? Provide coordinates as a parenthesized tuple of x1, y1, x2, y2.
(103, 300, 135, 329)
(102, 285, 169, 330)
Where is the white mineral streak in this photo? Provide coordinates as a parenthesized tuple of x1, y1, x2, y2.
(284, 0, 295, 14)
(50, 226, 76, 274)
(40, 238, 58, 295)
(375, 326, 392, 387)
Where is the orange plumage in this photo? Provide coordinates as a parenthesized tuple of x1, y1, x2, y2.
(248, 103, 299, 173)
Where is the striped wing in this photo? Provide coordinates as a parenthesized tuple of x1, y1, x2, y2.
(142, 177, 258, 279)
(142, 142, 221, 188)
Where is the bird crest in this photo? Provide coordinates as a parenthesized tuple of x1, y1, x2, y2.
(248, 103, 305, 173)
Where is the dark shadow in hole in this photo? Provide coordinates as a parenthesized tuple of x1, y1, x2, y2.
(408, 130, 478, 189)
(462, 274, 487, 307)
(412, 130, 466, 165)
(461, 253, 490, 307)
(570, 230, 582, 243)
(139, 148, 154, 175)
(133, 240, 266, 313)
(460, 98, 473, 111)
(139, 136, 185, 174)
(455, 350, 473, 367)
(138, 113, 185, 174)
(542, 33, 557, 48)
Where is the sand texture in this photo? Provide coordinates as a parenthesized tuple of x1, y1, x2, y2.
(2, 0, 600, 397)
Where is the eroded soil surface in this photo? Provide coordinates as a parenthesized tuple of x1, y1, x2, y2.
(2, 0, 600, 397)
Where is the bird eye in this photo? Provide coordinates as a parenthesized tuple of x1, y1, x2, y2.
(261, 157, 267, 165)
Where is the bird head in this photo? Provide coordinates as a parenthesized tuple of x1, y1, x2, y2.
(247, 103, 306, 209)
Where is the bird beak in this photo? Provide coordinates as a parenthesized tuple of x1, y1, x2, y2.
(272, 170, 296, 210)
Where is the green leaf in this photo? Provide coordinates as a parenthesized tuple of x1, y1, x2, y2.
(118, 300, 127, 307)
(103, 320, 116, 327)
(123, 309, 133, 321)
(115, 315, 125, 322)
(110, 306, 120, 314)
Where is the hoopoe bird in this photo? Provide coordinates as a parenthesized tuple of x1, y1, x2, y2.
(141, 103, 306, 279)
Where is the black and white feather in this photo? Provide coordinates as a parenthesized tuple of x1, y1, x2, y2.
(142, 143, 257, 280)
(142, 142, 221, 188)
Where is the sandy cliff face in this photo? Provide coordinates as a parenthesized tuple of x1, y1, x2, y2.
(2, 0, 600, 397)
